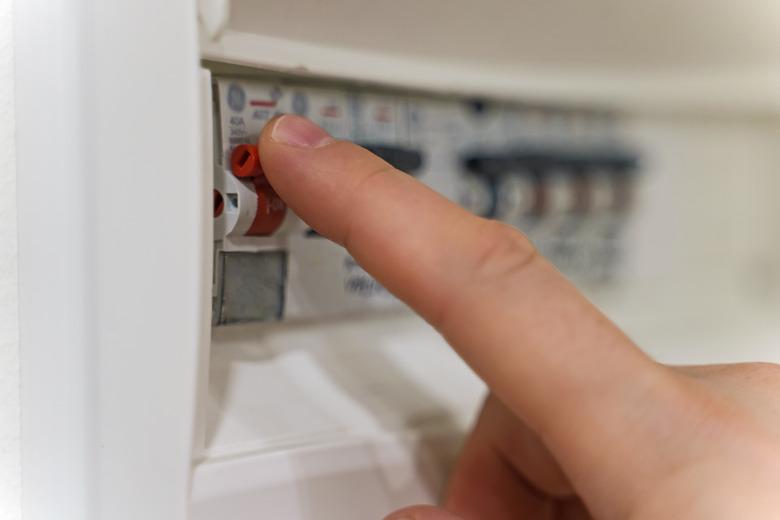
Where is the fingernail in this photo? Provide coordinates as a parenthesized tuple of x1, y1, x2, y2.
(270, 114, 334, 148)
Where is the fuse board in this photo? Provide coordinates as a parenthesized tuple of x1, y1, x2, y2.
(210, 77, 639, 325)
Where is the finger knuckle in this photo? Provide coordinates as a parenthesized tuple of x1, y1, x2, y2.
(431, 220, 538, 331)
(471, 219, 538, 284)
(340, 162, 398, 248)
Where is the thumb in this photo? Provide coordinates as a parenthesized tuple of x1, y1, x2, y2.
(384, 505, 464, 520)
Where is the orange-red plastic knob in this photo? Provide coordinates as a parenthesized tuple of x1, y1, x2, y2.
(227, 144, 286, 236)
(230, 144, 263, 178)
(247, 177, 287, 236)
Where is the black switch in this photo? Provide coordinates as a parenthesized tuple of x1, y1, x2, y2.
(359, 144, 424, 176)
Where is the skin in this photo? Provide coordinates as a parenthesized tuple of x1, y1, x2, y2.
(257, 114, 780, 520)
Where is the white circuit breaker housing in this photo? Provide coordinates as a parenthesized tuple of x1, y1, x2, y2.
(209, 76, 639, 325)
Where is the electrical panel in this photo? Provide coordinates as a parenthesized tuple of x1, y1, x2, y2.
(210, 77, 639, 325)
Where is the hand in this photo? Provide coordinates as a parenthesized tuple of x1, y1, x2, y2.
(257, 115, 780, 520)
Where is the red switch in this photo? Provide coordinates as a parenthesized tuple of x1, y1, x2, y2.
(228, 144, 286, 236)
(247, 176, 286, 236)
(230, 144, 263, 178)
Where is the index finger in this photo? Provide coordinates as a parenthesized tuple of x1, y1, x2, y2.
(258, 115, 698, 508)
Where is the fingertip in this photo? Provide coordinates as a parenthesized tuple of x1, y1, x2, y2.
(262, 114, 335, 148)
(256, 115, 407, 244)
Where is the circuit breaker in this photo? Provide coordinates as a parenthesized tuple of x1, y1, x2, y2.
(209, 76, 639, 325)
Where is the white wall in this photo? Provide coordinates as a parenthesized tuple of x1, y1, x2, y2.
(0, 0, 20, 518)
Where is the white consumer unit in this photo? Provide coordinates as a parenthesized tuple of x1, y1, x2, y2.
(13, 1, 780, 520)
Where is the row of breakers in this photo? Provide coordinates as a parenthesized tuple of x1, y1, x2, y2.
(209, 76, 640, 325)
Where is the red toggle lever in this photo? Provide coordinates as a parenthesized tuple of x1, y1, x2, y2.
(230, 144, 263, 178)
(229, 144, 286, 236)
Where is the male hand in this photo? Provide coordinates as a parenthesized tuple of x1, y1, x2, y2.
(258, 115, 780, 520)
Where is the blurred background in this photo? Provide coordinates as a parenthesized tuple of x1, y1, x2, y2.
(3, 1, 780, 519)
